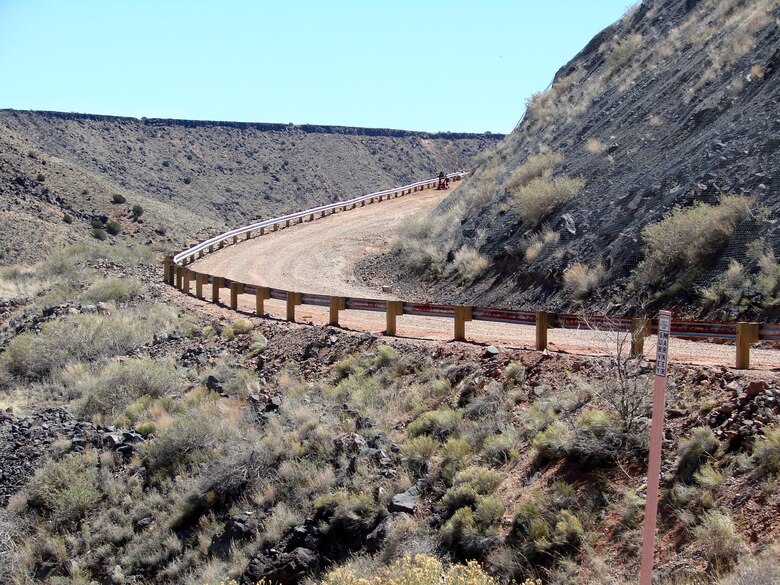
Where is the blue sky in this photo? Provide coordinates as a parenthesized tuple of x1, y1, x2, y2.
(0, 1, 633, 133)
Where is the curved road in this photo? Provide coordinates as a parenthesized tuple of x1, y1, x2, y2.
(191, 187, 780, 371)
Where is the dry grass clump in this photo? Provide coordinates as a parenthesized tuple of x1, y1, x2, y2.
(82, 277, 146, 304)
(693, 511, 745, 573)
(636, 196, 750, 288)
(523, 227, 560, 262)
(584, 138, 606, 155)
(506, 152, 562, 192)
(451, 247, 490, 282)
(512, 176, 585, 229)
(607, 34, 644, 73)
(563, 263, 605, 299)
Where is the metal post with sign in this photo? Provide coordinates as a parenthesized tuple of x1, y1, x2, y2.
(640, 310, 672, 585)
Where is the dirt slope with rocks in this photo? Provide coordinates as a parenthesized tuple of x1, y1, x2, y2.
(366, 0, 780, 323)
(0, 109, 499, 265)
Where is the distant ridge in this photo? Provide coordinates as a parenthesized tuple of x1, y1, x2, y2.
(0, 109, 504, 141)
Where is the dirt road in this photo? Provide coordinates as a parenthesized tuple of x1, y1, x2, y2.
(191, 187, 780, 371)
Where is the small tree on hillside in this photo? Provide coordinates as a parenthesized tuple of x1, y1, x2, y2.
(131, 205, 144, 221)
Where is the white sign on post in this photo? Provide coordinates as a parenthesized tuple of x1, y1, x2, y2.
(655, 313, 670, 377)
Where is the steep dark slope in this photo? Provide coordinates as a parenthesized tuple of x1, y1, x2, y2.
(372, 0, 780, 321)
(0, 110, 499, 264)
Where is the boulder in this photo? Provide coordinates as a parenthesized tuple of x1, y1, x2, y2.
(388, 485, 420, 514)
(242, 548, 318, 585)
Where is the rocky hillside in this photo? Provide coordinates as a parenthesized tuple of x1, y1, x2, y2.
(375, 0, 780, 322)
(0, 109, 499, 264)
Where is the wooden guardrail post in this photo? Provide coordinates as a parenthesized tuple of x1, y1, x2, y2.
(256, 287, 270, 316)
(631, 317, 651, 357)
(163, 256, 173, 283)
(535, 311, 549, 351)
(736, 322, 760, 370)
(195, 273, 206, 299)
(386, 301, 404, 336)
(211, 276, 224, 304)
(230, 282, 244, 310)
(245, 231, 252, 240)
(175, 266, 184, 290)
(182, 268, 192, 295)
(454, 306, 472, 341)
(329, 296, 346, 326)
(286, 292, 302, 322)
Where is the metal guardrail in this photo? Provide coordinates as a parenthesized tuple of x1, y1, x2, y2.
(166, 173, 777, 370)
(173, 172, 466, 264)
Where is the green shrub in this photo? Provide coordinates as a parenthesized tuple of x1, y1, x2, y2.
(400, 435, 439, 475)
(82, 277, 146, 304)
(453, 466, 502, 495)
(0, 304, 181, 381)
(76, 357, 181, 422)
(752, 427, 780, 475)
(92, 227, 107, 241)
(532, 420, 572, 461)
(62, 213, 73, 224)
(483, 430, 519, 465)
(441, 501, 502, 558)
(105, 220, 121, 235)
(222, 368, 261, 398)
(131, 204, 144, 220)
(407, 408, 462, 440)
(111, 194, 126, 204)
(441, 484, 479, 516)
(91, 219, 105, 229)
(676, 426, 719, 483)
(222, 325, 235, 340)
(36, 173, 45, 182)
(441, 437, 471, 481)
(142, 407, 223, 473)
(512, 176, 585, 229)
(231, 318, 254, 334)
(636, 196, 749, 287)
(247, 332, 268, 357)
(24, 452, 101, 529)
(575, 409, 616, 436)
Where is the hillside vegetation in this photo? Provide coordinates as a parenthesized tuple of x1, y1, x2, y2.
(1, 243, 779, 585)
(0, 110, 498, 264)
(377, 0, 780, 322)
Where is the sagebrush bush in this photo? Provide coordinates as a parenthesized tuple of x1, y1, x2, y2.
(752, 427, 780, 475)
(512, 176, 585, 229)
(532, 420, 572, 461)
(22, 452, 101, 530)
(319, 554, 509, 585)
(0, 304, 181, 381)
(231, 318, 254, 334)
(483, 430, 519, 465)
(82, 277, 146, 304)
(76, 357, 181, 422)
(407, 408, 462, 440)
(636, 196, 749, 287)
(401, 436, 440, 475)
(142, 406, 226, 474)
(676, 426, 719, 483)
(453, 467, 502, 495)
